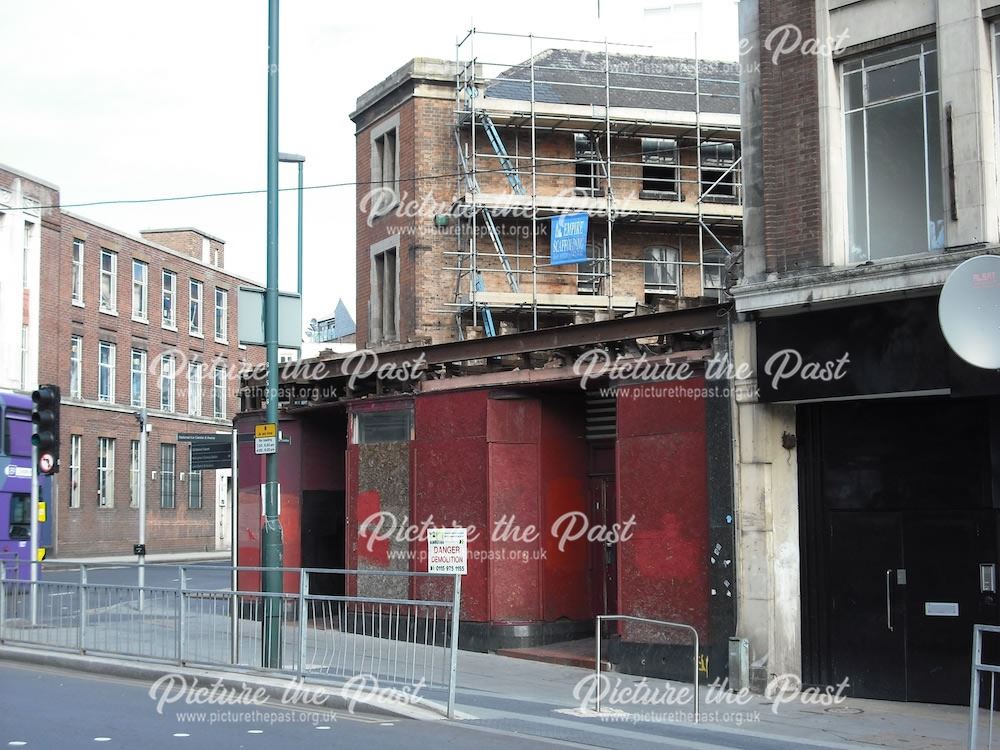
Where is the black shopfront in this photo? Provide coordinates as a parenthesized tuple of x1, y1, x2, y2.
(757, 294, 1000, 705)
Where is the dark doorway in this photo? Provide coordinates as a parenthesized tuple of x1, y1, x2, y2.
(301, 490, 345, 597)
(588, 441, 618, 617)
(800, 396, 999, 704)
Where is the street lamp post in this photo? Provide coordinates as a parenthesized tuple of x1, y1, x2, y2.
(261, 0, 284, 669)
(135, 409, 148, 610)
(278, 152, 305, 359)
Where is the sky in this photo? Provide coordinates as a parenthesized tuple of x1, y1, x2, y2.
(0, 0, 738, 330)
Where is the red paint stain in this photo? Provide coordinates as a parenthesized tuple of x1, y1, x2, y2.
(357, 489, 389, 563)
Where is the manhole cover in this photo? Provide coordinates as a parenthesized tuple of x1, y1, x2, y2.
(825, 706, 863, 715)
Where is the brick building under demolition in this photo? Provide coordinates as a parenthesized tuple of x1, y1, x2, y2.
(0, 163, 264, 558)
(236, 32, 743, 678)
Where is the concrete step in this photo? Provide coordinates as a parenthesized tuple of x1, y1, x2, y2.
(496, 637, 612, 671)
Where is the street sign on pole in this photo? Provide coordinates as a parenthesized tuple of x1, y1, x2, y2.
(178, 432, 232, 444)
(261, 0, 285, 669)
(179, 432, 233, 470)
(255, 423, 277, 455)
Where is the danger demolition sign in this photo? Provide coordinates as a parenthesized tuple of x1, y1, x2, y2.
(427, 527, 468, 575)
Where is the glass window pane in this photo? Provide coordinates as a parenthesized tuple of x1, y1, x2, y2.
(644, 246, 678, 290)
(866, 97, 929, 258)
(356, 410, 412, 444)
(866, 58, 921, 104)
(845, 110, 869, 262)
(925, 92, 944, 250)
(923, 49, 938, 93)
(844, 71, 863, 111)
(864, 42, 923, 69)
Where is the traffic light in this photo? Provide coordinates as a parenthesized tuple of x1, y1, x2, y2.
(31, 384, 60, 475)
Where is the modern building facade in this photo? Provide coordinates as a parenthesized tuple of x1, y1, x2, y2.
(732, 0, 1000, 704)
(0, 163, 264, 558)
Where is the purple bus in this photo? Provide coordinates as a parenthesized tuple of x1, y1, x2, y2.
(0, 391, 52, 581)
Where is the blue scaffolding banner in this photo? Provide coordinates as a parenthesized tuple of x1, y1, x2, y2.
(549, 212, 590, 265)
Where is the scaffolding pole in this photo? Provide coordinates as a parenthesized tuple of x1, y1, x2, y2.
(470, 29, 478, 331)
(451, 27, 740, 333)
(530, 33, 538, 331)
(695, 32, 705, 299)
(604, 38, 614, 310)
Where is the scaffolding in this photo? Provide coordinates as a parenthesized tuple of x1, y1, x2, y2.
(449, 28, 742, 338)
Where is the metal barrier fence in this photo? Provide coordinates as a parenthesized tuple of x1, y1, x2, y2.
(0, 562, 462, 718)
(970, 624, 1000, 749)
(594, 614, 699, 721)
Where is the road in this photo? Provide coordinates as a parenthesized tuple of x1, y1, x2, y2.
(11, 563, 232, 624)
(43, 562, 231, 590)
(0, 661, 563, 750)
(0, 660, 903, 750)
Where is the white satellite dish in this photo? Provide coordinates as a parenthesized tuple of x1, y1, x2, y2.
(938, 255, 1000, 369)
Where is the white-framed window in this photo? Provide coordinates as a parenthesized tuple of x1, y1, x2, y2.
(213, 364, 227, 418)
(702, 246, 726, 291)
(69, 434, 82, 509)
(160, 353, 175, 412)
(99, 248, 117, 313)
(132, 260, 148, 321)
(162, 270, 177, 328)
(160, 443, 176, 509)
(129, 440, 140, 508)
(699, 141, 739, 201)
(574, 133, 602, 196)
(97, 437, 115, 508)
(352, 409, 413, 444)
(214, 288, 228, 342)
(188, 447, 202, 509)
(131, 348, 146, 408)
(577, 243, 604, 295)
(189, 279, 203, 335)
(70, 335, 83, 399)
(641, 138, 679, 197)
(993, 24, 1000, 170)
(644, 246, 680, 294)
(843, 39, 943, 262)
(22, 223, 31, 288)
(71, 239, 84, 305)
(98, 341, 116, 403)
(369, 237, 399, 344)
(188, 361, 203, 416)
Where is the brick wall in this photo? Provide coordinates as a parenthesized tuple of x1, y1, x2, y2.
(757, 0, 823, 274)
(39, 211, 264, 556)
(355, 98, 421, 349)
(141, 229, 226, 268)
(353, 66, 742, 347)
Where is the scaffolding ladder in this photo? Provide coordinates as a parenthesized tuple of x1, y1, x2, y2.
(455, 129, 520, 293)
(479, 111, 526, 195)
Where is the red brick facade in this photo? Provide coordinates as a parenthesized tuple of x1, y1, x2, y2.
(756, 1, 823, 274)
(352, 62, 742, 350)
(0, 163, 265, 558)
